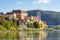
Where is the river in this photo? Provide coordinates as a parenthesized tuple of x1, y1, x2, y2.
(0, 30, 60, 40)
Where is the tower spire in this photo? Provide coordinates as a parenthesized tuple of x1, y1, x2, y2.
(37, 8, 41, 22)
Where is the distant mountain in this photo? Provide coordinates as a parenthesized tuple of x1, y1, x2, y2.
(27, 10, 60, 25)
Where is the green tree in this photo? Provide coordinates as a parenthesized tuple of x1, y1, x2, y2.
(43, 21, 46, 24)
(27, 22, 34, 28)
(33, 22, 40, 28)
(9, 26, 17, 30)
(0, 15, 20, 30)
(0, 25, 7, 30)
(0, 16, 5, 24)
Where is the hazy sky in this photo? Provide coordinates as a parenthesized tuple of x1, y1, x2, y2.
(0, 0, 60, 13)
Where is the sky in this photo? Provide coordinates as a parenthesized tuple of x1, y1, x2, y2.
(0, 0, 60, 13)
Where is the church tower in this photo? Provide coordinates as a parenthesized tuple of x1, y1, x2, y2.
(37, 8, 41, 22)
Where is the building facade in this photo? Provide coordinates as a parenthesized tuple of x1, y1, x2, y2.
(12, 10, 28, 20)
(6, 10, 28, 20)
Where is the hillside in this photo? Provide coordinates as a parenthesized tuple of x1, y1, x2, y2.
(27, 10, 60, 25)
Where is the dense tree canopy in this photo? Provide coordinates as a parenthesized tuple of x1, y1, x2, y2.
(33, 22, 40, 28)
(0, 15, 19, 30)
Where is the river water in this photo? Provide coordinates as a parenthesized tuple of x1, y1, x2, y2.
(0, 30, 60, 40)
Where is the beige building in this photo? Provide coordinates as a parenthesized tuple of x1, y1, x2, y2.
(6, 12, 18, 20)
(20, 11, 28, 19)
(12, 10, 28, 20)
(0, 12, 5, 16)
(6, 10, 28, 20)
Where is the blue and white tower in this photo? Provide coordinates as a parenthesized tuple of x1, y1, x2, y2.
(37, 8, 41, 22)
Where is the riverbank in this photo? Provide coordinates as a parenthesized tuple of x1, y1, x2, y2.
(18, 27, 54, 31)
(0, 27, 54, 32)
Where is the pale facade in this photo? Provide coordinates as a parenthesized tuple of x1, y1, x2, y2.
(6, 12, 18, 20)
(6, 10, 28, 20)
(20, 11, 28, 19)
(12, 10, 28, 20)
(6, 12, 13, 19)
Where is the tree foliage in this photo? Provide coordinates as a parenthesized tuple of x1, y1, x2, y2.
(33, 22, 40, 28)
(27, 22, 34, 28)
(0, 16, 19, 30)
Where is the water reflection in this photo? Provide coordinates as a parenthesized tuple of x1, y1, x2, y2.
(47, 30, 60, 40)
(0, 31, 19, 40)
(0, 30, 60, 40)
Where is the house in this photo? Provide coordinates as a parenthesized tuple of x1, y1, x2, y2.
(30, 16, 40, 22)
(6, 12, 18, 20)
(25, 16, 40, 22)
(12, 10, 28, 20)
(6, 10, 28, 20)
(0, 12, 5, 16)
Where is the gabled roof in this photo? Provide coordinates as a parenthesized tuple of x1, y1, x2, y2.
(12, 10, 21, 13)
(6, 12, 12, 15)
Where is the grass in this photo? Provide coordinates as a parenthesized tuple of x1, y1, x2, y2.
(0, 26, 54, 31)
(22, 27, 54, 31)
(23, 28, 43, 31)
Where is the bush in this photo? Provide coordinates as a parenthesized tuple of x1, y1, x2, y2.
(33, 22, 40, 28)
(27, 22, 34, 28)
(0, 25, 7, 30)
(9, 26, 17, 30)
